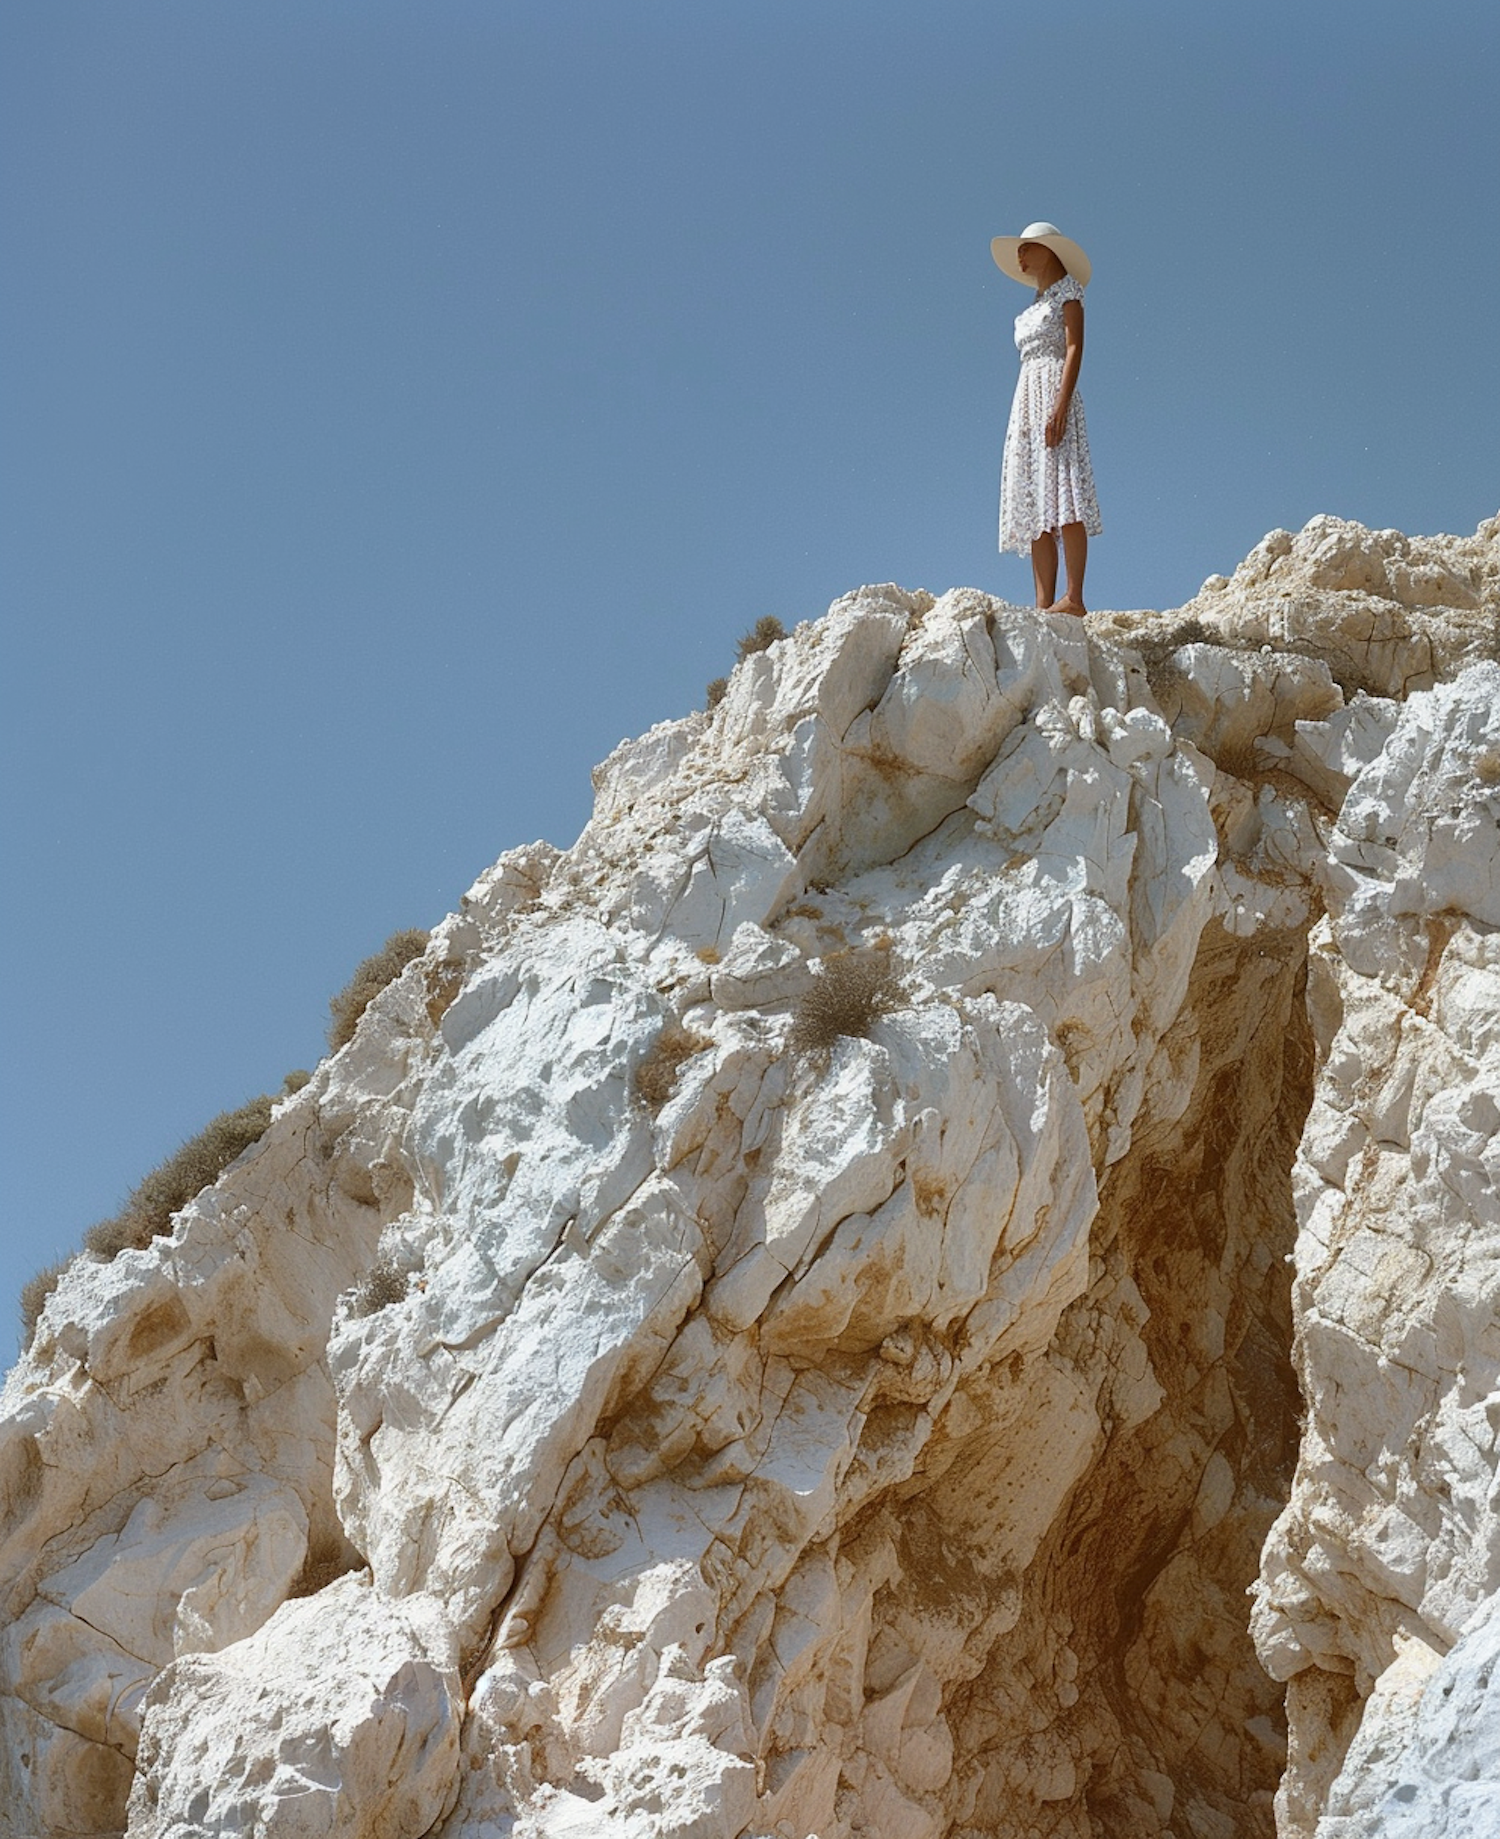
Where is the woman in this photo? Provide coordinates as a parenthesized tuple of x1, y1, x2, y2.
(991, 221, 1101, 615)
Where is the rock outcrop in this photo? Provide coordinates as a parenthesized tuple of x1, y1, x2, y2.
(2, 512, 1497, 1839)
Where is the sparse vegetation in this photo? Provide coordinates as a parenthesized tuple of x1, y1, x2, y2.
(20, 1069, 317, 1345)
(82, 1093, 279, 1262)
(347, 1255, 409, 1320)
(735, 615, 786, 663)
(19, 1259, 70, 1343)
(635, 1021, 711, 1112)
(23, 1110, 245, 1337)
(789, 948, 905, 1058)
(1135, 616, 1214, 690)
(20, 934, 432, 1350)
(705, 616, 785, 709)
(1475, 746, 1500, 785)
(328, 929, 430, 1051)
(108, 1069, 304, 1257)
(288, 1539, 359, 1598)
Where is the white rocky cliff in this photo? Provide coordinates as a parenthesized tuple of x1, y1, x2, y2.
(2, 512, 1497, 1839)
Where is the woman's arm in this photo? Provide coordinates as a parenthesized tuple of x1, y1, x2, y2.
(1046, 298, 1085, 446)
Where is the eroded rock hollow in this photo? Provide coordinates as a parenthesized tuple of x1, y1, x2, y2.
(3, 513, 1498, 1839)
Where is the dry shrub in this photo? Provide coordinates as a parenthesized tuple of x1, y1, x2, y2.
(76, 1068, 308, 1274)
(790, 949, 904, 1057)
(81, 1214, 154, 1261)
(635, 1022, 711, 1112)
(1474, 745, 1500, 785)
(1135, 615, 1214, 690)
(348, 1256, 408, 1320)
(705, 616, 785, 710)
(735, 615, 786, 663)
(328, 929, 430, 1051)
(19, 1258, 70, 1343)
(29, 1065, 311, 1340)
(83, 1094, 277, 1260)
(288, 1540, 358, 1598)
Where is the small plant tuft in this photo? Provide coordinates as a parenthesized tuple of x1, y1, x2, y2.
(635, 1021, 711, 1112)
(288, 1539, 358, 1598)
(735, 615, 786, 664)
(20, 1259, 70, 1343)
(83, 1095, 278, 1261)
(1136, 615, 1214, 689)
(1475, 746, 1500, 785)
(789, 949, 904, 1058)
(328, 929, 430, 1052)
(348, 1256, 408, 1320)
(281, 1069, 312, 1095)
(705, 676, 729, 710)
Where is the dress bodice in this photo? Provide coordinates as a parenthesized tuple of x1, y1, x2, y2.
(1013, 274, 1085, 364)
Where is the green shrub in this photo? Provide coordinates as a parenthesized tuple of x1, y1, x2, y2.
(327, 929, 430, 1052)
(735, 615, 786, 664)
(635, 1022, 711, 1112)
(83, 1094, 278, 1260)
(789, 949, 904, 1057)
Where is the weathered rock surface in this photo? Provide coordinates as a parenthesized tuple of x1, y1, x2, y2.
(1250, 659, 1500, 1838)
(1, 512, 1496, 1838)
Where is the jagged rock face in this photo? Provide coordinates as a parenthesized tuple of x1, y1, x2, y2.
(1096, 511, 1500, 700)
(1, 513, 1497, 1839)
(1251, 661, 1500, 1838)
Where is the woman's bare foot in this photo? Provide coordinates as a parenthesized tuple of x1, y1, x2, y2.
(1047, 597, 1087, 616)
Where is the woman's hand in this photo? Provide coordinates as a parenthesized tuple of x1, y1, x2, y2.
(1047, 296, 1085, 447)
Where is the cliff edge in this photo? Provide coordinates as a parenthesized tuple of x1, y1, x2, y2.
(3, 512, 1498, 1839)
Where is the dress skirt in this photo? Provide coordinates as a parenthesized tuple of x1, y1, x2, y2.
(998, 355, 1102, 555)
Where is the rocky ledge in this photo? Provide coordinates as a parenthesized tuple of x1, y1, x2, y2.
(2, 512, 1498, 1839)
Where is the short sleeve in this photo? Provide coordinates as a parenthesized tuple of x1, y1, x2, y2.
(1057, 274, 1086, 305)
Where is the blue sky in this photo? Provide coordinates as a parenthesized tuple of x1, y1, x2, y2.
(3, 0, 1497, 1340)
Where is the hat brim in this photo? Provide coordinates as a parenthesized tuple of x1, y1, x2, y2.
(990, 232, 1092, 289)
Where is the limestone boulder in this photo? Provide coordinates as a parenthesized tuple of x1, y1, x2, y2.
(126, 1577, 462, 1839)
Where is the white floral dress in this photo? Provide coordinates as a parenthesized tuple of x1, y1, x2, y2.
(999, 273, 1102, 554)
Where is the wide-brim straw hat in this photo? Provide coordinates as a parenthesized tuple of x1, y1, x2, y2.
(990, 221, 1092, 288)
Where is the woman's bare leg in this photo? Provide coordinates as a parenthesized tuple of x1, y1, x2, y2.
(1030, 532, 1058, 609)
(1049, 524, 1088, 614)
